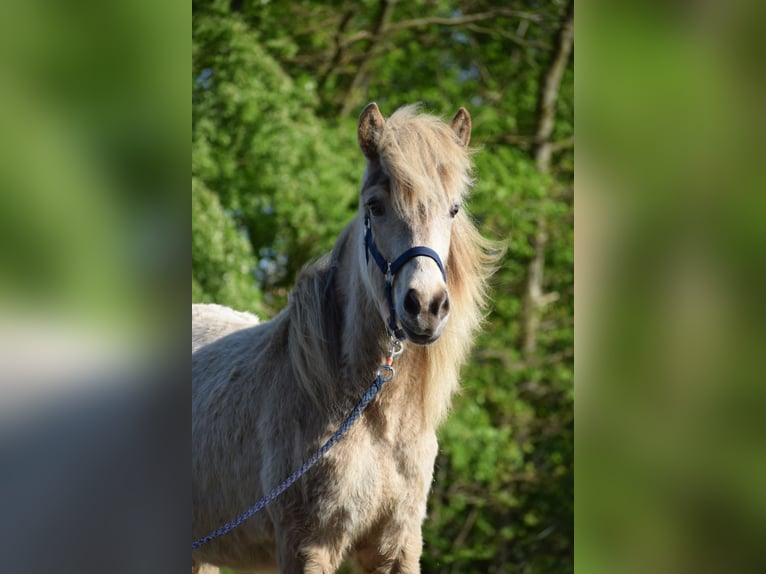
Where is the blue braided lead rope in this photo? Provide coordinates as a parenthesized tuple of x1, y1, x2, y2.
(192, 350, 400, 550)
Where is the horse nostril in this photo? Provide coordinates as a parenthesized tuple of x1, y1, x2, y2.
(403, 289, 421, 316)
(429, 291, 450, 319)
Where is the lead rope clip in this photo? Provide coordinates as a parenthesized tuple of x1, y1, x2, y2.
(376, 337, 404, 382)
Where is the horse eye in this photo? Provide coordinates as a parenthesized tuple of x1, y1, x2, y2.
(449, 204, 460, 218)
(367, 199, 385, 217)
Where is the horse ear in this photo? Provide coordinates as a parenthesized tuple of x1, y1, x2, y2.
(450, 107, 472, 148)
(358, 102, 385, 159)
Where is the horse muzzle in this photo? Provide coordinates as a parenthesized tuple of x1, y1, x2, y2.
(398, 287, 450, 345)
(364, 215, 449, 342)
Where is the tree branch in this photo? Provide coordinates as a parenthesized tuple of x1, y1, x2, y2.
(388, 8, 543, 32)
(464, 23, 549, 49)
(339, 0, 394, 116)
(317, 9, 357, 93)
(534, 0, 574, 174)
(452, 506, 479, 550)
(548, 135, 574, 154)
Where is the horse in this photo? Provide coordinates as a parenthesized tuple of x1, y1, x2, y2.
(192, 103, 497, 573)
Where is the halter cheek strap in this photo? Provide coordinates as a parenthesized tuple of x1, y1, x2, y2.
(364, 215, 447, 339)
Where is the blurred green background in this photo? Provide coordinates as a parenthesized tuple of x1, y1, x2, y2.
(193, 1, 574, 572)
(577, 2, 766, 573)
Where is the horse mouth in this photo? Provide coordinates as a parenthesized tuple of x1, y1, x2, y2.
(401, 324, 441, 345)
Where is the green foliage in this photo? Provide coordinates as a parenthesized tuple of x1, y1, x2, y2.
(193, 0, 573, 570)
(192, 176, 261, 312)
(192, 6, 359, 313)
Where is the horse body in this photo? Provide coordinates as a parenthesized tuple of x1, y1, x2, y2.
(193, 104, 495, 573)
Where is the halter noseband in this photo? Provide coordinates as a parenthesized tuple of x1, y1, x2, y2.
(364, 214, 447, 340)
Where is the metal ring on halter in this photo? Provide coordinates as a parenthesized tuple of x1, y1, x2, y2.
(389, 338, 404, 358)
(376, 364, 395, 382)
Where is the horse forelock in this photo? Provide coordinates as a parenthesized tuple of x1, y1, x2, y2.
(372, 105, 474, 222)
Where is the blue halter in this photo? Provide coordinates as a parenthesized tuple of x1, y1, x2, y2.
(363, 214, 447, 340)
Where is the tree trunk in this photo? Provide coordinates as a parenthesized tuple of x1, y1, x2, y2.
(533, 0, 574, 174)
(522, 224, 548, 359)
(520, 0, 573, 362)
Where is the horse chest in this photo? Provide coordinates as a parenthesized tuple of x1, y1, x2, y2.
(315, 421, 438, 535)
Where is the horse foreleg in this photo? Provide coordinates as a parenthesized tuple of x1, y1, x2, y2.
(354, 527, 423, 574)
(276, 534, 348, 574)
(191, 560, 220, 574)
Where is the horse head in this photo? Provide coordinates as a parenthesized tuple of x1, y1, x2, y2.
(357, 103, 472, 345)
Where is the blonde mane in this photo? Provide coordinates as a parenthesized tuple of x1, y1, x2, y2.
(418, 212, 498, 424)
